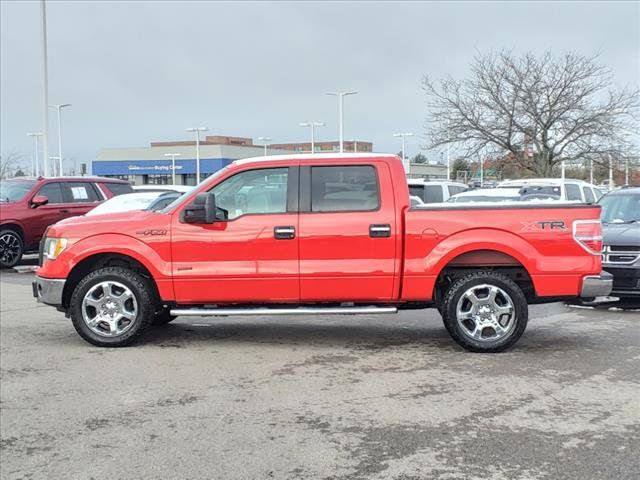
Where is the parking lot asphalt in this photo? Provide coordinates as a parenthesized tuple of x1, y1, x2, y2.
(1, 264, 639, 480)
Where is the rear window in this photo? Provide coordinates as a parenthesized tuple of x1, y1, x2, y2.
(424, 185, 443, 203)
(311, 166, 379, 212)
(565, 183, 582, 201)
(102, 182, 134, 196)
(582, 186, 595, 203)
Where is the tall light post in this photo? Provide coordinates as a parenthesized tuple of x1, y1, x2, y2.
(326, 91, 357, 152)
(51, 103, 71, 176)
(186, 127, 208, 183)
(351, 139, 359, 152)
(27, 132, 43, 176)
(40, 0, 50, 177)
(257, 137, 272, 156)
(299, 122, 325, 154)
(393, 132, 414, 172)
(164, 153, 181, 185)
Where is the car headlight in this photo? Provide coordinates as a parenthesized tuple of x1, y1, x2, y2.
(43, 237, 68, 260)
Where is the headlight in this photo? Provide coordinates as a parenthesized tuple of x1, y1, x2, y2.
(43, 237, 68, 260)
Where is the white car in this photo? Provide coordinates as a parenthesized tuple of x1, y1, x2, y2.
(407, 179, 468, 204)
(86, 192, 173, 216)
(132, 185, 193, 194)
(497, 178, 602, 203)
(447, 188, 522, 203)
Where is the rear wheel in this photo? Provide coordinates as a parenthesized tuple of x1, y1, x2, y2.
(70, 266, 156, 347)
(441, 271, 528, 353)
(0, 229, 24, 268)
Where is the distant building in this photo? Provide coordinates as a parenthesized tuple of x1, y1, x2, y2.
(269, 140, 373, 153)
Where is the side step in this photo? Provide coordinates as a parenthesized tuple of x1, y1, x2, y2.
(170, 306, 398, 317)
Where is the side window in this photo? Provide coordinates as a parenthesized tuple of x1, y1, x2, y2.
(210, 167, 288, 220)
(593, 188, 603, 200)
(35, 182, 64, 204)
(64, 182, 101, 203)
(565, 183, 582, 201)
(424, 185, 443, 203)
(408, 185, 424, 201)
(310, 165, 379, 212)
(582, 186, 595, 203)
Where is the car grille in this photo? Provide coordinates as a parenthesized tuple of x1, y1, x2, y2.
(602, 245, 640, 265)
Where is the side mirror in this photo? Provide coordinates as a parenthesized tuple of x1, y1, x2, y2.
(181, 192, 217, 224)
(31, 195, 49, 208)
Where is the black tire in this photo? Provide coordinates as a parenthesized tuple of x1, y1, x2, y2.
(152, 308, 177, 326)
(440, 271, 528, 353)
(0, 229, 24, 268)
(69, 266, 156, 347)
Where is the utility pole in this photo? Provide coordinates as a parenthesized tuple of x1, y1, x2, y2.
(51, 103, 71, 176)
(299, 122, 325, 154)
(257, 137, 272, 156)
(164, 153, 181, 185)
(27, 132, 43, 176)
(393, 132, 414, 172)
(326, 92, 357, 152)
(40, 0, 50, 177)
(186, 127, 208, 183)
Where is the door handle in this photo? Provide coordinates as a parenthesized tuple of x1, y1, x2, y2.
(59, 209, 70, 213)
(274, 226, 295, 240)
(369, 224, 391, 238)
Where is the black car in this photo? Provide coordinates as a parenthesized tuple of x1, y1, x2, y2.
(598, 187, 640, 299)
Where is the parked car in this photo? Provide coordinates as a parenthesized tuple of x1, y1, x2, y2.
(86, 191, 180, 216)
(407, 179, 468, 203)
(498, 178, 602, 203)
(447, 188, 521, 203)
(132, 185, 192, 193)
(0, 177, 132, 268)
(33, 154, 610, 352)
(598, 187, 640, 299)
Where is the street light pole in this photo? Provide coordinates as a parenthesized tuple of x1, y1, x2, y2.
(393, 132, 414, 173)
(351, 139, 359, 152)
(164, 153, 181, 185)
(257, 137, 272, 156)
(299, 122, 325, 154)
(51, 103, 71, 176)
(326, 92, 357, 152)
(40, 0, 50, 177)
(27, 132, 43, 176)
(186, 127, 208, 183)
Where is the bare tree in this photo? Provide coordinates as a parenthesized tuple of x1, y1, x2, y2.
(423, 51, 639, 176)
(0, 152, 26, 180)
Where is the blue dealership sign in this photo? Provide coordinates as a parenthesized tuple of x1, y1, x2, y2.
(92, 158, 233, 176)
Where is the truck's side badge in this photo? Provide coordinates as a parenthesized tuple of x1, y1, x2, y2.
(521, 221, 566, 232)
(135, 229, 167, 236)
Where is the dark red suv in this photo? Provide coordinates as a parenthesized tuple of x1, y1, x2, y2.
(0, 177, 132, 267)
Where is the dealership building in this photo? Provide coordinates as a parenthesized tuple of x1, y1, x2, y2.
(93, 135, 374, 186)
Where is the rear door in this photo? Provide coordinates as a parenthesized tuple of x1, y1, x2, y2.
(298, 162, 397, 301)
(61, 181, 103, 216)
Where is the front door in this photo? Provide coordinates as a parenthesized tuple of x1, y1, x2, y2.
(298, 163, 398, 301)
(171, 166, 299, 304)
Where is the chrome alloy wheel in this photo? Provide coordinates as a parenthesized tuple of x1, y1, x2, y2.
(81, 281, 138, 337)
(0, 232, 21, 265)
(455, 284, 515, 342)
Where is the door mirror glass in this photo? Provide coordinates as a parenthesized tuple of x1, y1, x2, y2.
(181, 192, 223, 223)
(31, 195, 49, 208)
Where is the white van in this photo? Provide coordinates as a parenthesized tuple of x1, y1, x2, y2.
(407, 179, 469, 204)
(497, 178, 602, 203)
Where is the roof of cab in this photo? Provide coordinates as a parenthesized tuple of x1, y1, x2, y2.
(233, 152, 399, 166)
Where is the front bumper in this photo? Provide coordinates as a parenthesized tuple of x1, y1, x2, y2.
(603, 265, 640, 297)
(580, 271, 613, 298)
(33, 276, 66, 306)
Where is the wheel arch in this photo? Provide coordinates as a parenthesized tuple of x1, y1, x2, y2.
(0, 223, 25, 242)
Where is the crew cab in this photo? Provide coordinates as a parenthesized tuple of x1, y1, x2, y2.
(33, 154, 612, 352)
(0, 176, 132, 267)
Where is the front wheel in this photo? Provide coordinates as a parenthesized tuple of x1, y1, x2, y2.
(440, 271, 528, 353)
(70, 266, 156, 347)
(0, 229, 24, 268)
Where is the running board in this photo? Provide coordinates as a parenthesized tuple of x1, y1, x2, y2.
(170, 306, 398, 317)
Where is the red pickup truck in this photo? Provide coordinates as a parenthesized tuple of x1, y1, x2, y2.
(33, 154, 611, 352)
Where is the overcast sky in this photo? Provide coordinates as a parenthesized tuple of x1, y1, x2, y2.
(1, 0, 638, 170)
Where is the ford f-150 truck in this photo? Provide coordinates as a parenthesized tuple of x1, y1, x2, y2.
(33, 154, 612, 352)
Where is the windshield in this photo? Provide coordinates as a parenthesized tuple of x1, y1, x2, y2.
(0, 180, 37, 202)
(599, 193, 640, 224)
